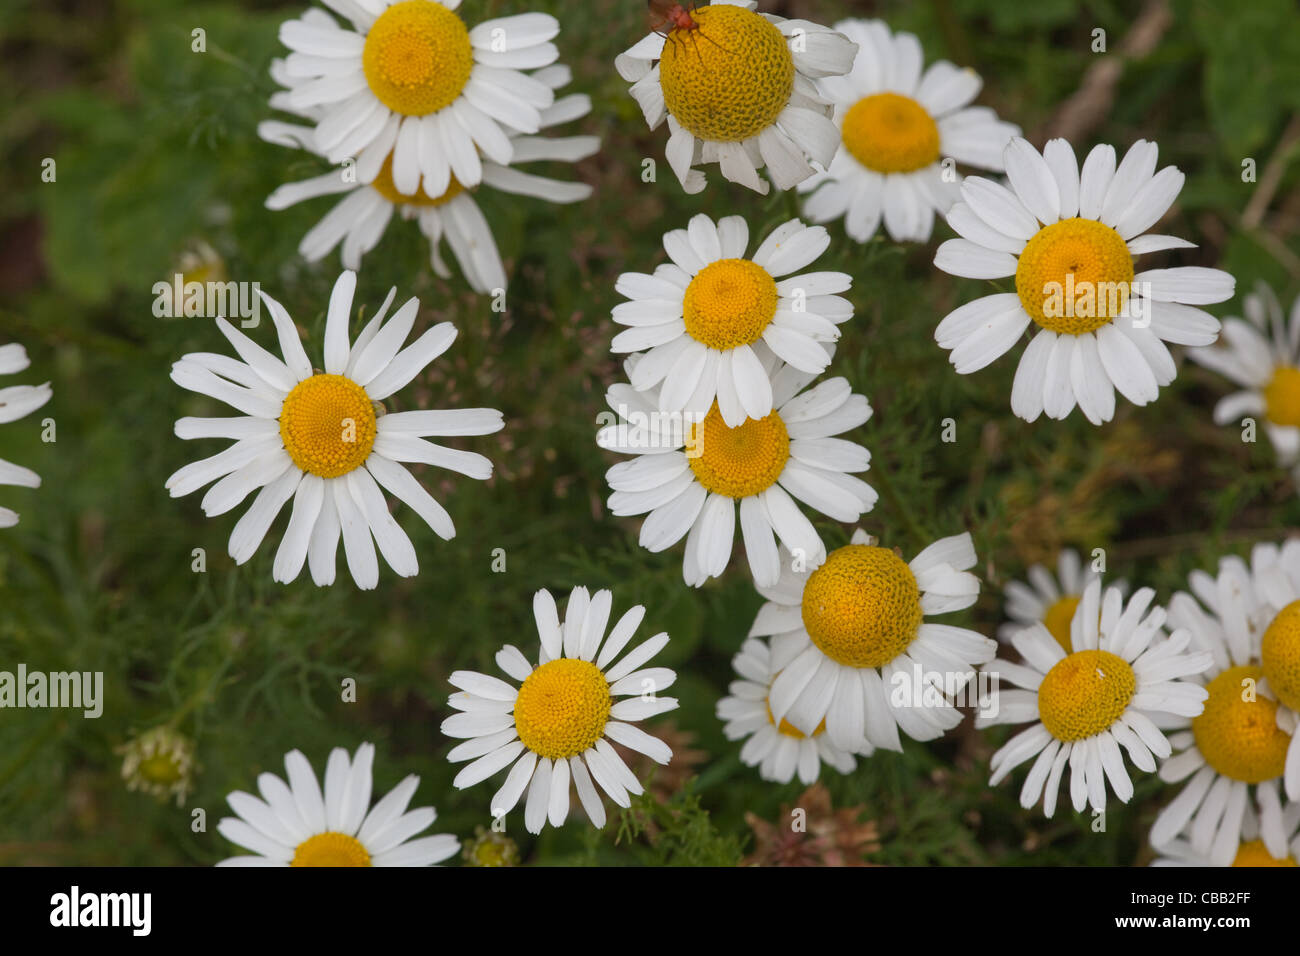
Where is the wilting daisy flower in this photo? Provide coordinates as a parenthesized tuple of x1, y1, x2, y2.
(117, 726, 197, 806)
(596, 352, 875, 588)
(166, 270, 503, 589)
(441, 586, 677, 834)
(0, 343, 51, 528)
(717, 636, 864, 785)
(1145, 550, 1298, 863)
(979, 579, 1212, 817)
(799, 19, 1019, 243)
(218, 742, 457, 866)
(999, 547, 1108, 647)
(271, 1, 560, 197)
(934, 137, 1236, 424)
(615, 0, 857, 194)
(611, 214, 853, 427)
(1153, 800, 1300, 866)
(755, 528, 995, 751)
(262, 59, 596, 293)
(1188, 283, 1300, 482)
(1250, 537, 1300, 799)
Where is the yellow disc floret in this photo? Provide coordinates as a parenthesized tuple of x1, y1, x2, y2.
(801, 545, 923, 669)
(1263, 366, 1300, 428)
(1261, 600, 1300, 712)
(1042, 594, 1080, 653)
(1015, 218, 1135, 335)
(362, 0, 473, 117)
(279, 374, 378, 479)
(659, 5, 794, 143)
(841, 93, 941, 173)
(687, 404, 789, 498)
(1192, 665, 1289, 783)
(682, 258, 778, 350)
(371, 152, 464, 207)
(1232, 839, 1297, 867)
(291, 832, 372, 867)
(1036, 649, 1135, 742)
(514, 658, 611, 760)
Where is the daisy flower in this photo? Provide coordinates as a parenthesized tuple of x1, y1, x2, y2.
(262, 58, 596, 293)
(756, 528, 996, 751)
(979, 579, 1212, 817)
(596, 351, 875, 588)
(934, 136, 1236, 424)
(1187, 283, 1300, 482)
(166, 270, 503, 589)
(1149, 549, 1298, 862)
(440, 586, 677, 834)
(717, 636, 864, 785)
(1152, 799, 1300, 866)
(217, 742, 458, 866)
(1250, 537, 1300, 798)
(0, 342, 51, 528)
(615, 0, 857, 194)
(271, 1, 560, 197)
(799, 18, 1020, 243)
(998, 547, 1109, 646)
(117, 726, 197, 807)
(611, 213, 853, 427)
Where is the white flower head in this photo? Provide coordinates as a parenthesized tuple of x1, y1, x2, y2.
(999, 547, 1122, 645)
(441, 586, 678, 834)
(611, 213, 853, 427)
(166, 270, 504, 590)
(934, 136, 1236, 424)
(799, 18, 1020, 243)
(1152, 799, 1300, 866)
(616, 0, 858, 194)
(217, 742, 459, 866)
(980, 579, 1212, 818)
(0, 342, 52, 528)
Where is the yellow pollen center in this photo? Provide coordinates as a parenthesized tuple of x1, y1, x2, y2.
(1015, 218, 1135, 335)
(682, 258, 778, 350)
(801, 545, 923, 669)
(514, 658, 611, 760)
(1192, 665, 1289, 783)
(371, 152, 464, 207)
(291, 831, 371, 867)
(766, 700, 824, 739)
(1042, 594, 1080, 653)
(1261, 600, 1300, 712)
(687, 403, 789, 498)
(279, 374, 378, 479)
(1232, 839, 1296, 867)
(1036, 649, 1135, 742)
(362, 0, 473, 117)
(841, 93, 941, 174)
(1263, 366, 1300, 427)
(138, 754, 182, 785)
(658, 5, 794, 143)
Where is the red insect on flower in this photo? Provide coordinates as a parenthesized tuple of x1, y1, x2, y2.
(645, 0, 732, 62)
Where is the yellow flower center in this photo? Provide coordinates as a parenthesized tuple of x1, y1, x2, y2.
(687, 404, 789, 498)
(1036, 649, 1135, 742)
(370, 152, 464, 207)
(1015, 218, 1135, 335)
(1232, 839, 1297, 867)
(841, 93, 940, 174)
(1042, 594, 1080, 653)
(682, 258, 778, 350)
(1192, 665, 1289, 783)
(138, 754, 183, 785)
(514, 658, 612, 760)
(291, 831, 371, 867)
(658, 4, 794, 143)
(1261, 600, 1300, 712)
(801, 545, 923, 669)
(279, 374, 378, 479)
(766, 701, 824, 739)
(1263, 366, 1300, 428)
(362, 0, 473, 117)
